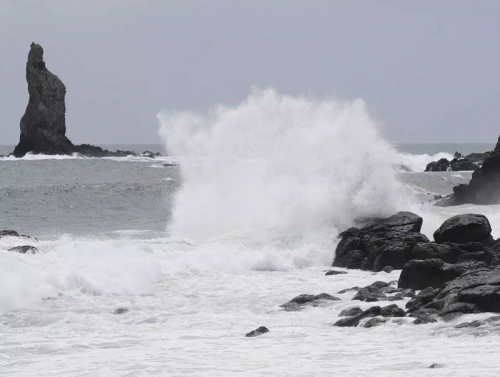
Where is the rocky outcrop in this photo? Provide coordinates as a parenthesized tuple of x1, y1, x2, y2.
(425, 158, 477, 172)
(433, 214, 493, 245)
(12, 43, 73, 157)
(8, 245, 38, 254)
(11, 43, 162, 158)
(405, 267, 500, 318)
(332, 211, 429, 271)
(280, 293, 340, 311)
(436, 136, 500, 205)
(245, 326, 269, 337)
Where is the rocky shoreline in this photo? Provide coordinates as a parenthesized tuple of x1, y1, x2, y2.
(264, 211, 500, 332)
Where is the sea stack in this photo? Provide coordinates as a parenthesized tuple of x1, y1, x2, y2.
(12, 43, 74, 157)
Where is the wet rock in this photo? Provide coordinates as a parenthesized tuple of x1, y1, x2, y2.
(339, 307, 363, 317)
(113, 307, 129, 315)
(363, 318, 386, 328)
(380, 304, 406, 317)
(13, 43, 74, 157)
(281, 293, 340, 311)
(352, 281, 389, 302)
(10, 43, 142, 158)
(405, 267, 500, 319)
(337, 286, 360, 294)
(429, 363, 444, 369)
(325, 270, 347, 276)
(382, 266, 394, 273)
(425, 158, 450, 172)
(8, 245, 38, 254)
(162, 162, 179, 167)
(0, 230, 20, 238)
(334, 306, 381, 327)
(433, 214, 493, 245)
(398, 259, 484, 290)
(439, 137, 500, 205)
(245, 326, 269, 337)
(333, 212, 429, 272)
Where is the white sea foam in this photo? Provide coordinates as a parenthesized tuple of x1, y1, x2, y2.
(158, 89, 405, 268)
(395, 152, 454, 172)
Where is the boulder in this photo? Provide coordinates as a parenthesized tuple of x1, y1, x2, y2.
(280, 293, 340, 311)
(8, 245, 38, 254)
(245, 326, 269, 337)
(433, 214, 492, 245)
(113, 307, 129, 315)
(425, 158, 450, 172)
(406, 267, 500, 318)
(450, 158, 477, 171)
(325, 270, 347, 276)
(339, 307, 363, 317)
(333, 212, 429, 272)
(398, 259, 485, 290)
(334, 306, 381, 327)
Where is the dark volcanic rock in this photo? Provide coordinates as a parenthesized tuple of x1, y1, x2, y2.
(325, 270, 347, 276)
(13, 43, 74, 157)
(437, 137, 500, 205)
(281, 293, 340, 311)
(450, 158, 476, 171)
(0, 230, 34, 240)
(425, 157, 477, 172)
(339, 307, 363, 317)
(398, 259, 485, 290)
(334, 306, 381, 327)
(425, 158, 450, 172)
(11, 43, 143, 158)
(433, 214, 492, 245)
(406, 267, 500, 319)
(380, 304, 406, 317)
(113, 307, 129, 315)
(333, 211, 429, 272)
(0, 230, 20, 238)
(245, 326, 269, 337)
(8, 245, 38, 254)
(363, 318, 386, 328)
(352, 281, 389, 302)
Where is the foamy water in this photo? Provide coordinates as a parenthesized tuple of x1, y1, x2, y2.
(1, 90, 499, 376)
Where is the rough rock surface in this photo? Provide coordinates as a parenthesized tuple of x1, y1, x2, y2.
(11, 43, 157, 158)
(405, 267, 500, 317)
(433, 214, 492, 245)
(8, 245, 38, 254)
(398, 259, 485, 290)
(424, 158, 477, 172)
(436, 136, 500, 205)
(280, 293, 340, 311)
(333, 212, 429, 271)
(245, 326, 269, 337)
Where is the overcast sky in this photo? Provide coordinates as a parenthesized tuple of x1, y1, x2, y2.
(1, 0, 499, 145)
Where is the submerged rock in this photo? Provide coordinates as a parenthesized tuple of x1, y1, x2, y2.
(281, 293, 340, 311)
(8, 245, 38, 254)
(113, 307, 129, 315)
(245, 326, 269, 337)
(325, 270, 347, 276)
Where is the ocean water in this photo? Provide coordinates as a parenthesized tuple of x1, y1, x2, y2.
(1, 89, 500, 376)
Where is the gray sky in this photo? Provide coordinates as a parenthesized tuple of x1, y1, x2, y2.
(1, 0, 499, 145)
